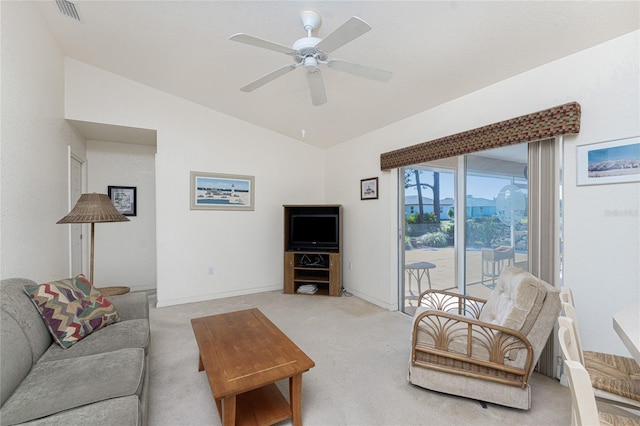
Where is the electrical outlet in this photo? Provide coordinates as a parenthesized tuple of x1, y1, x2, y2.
(208, 267, 214, 275)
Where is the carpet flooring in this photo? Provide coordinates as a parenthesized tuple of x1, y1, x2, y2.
(147, 290, 575, 426)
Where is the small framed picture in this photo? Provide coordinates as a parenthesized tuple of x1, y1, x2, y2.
(190, 171, 255, 211)
(576, 136, 640, 186)
(108, 186, 137, 216)
(360, 177, 379, 200)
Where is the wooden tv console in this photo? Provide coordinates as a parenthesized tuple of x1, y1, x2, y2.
(283, 205, 342, 297)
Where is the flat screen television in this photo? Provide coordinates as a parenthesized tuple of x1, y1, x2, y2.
(289, 214, 339, 251)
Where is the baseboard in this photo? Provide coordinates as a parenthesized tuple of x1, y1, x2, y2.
(155, 284, 282, 307)
(344, 287, 398, 311)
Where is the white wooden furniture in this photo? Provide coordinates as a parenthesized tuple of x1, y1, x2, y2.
(564, 360, 638, 426)
(613, 303, 640, 365)
(559, 308, 640, 409)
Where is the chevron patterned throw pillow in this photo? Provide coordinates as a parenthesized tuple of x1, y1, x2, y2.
(24, 274, 120, 348)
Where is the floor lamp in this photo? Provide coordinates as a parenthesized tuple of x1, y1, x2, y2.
(57, 193, 130, 284)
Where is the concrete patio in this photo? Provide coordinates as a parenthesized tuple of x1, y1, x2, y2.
(403, 245, 528, 314)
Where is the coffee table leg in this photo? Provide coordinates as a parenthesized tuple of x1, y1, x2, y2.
(198, 354, 204, 372)
(289, 373, 303, 426)
(222, 395, 236, 426)
(215, 398, 222, 418)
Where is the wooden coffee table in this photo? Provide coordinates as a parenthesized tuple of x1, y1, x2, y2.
(191, 308, 315, 426)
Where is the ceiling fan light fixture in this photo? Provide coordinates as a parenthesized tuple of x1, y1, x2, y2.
(303, 56, 318, 70)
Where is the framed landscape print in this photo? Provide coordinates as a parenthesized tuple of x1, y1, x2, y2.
(577, 136, 640, 186)
(190, 171, 255, 211)
(108, 186, 137, 216)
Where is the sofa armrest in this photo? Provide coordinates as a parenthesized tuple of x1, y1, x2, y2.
(107, 292, 149, 321)
(417, 290, 486, 319)
(411, 309, 534, 388)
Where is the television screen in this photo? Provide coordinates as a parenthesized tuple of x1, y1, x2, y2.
(290, 214, 338, 250)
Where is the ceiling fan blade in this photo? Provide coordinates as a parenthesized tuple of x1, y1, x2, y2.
(230, 33, 298, 55)
(306, 69, 327, 106)
(315, 17, 371, 54)
(327, 59, 392, 83)
(240, 64, 297, 92)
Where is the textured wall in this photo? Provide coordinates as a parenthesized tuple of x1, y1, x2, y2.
(87, 140, 156, 290)
(1, 2, 85, 282)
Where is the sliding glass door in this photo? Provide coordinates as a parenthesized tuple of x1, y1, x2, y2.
(464, 148, 528, 299)
(402, 163, 456, 315)
(401, 145, 528, 314)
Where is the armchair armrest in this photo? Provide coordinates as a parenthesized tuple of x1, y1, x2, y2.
(417, 290, 486, 319)
(411, 309, 534, 388)
(107, 292, 149, 321)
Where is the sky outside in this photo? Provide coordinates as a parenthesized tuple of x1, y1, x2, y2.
(588, 142, 640, 164)
(197, 177, 249, 191)
(405, 171, 517, 200)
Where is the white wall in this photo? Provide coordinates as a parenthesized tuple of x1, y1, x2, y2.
(326, 31, 640, 355)
(0, 1, 86, 282)
(64, 59, 326, 306)
(86, 140, 157, 291)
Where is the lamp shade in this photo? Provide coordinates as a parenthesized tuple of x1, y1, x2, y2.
(57, 193, 130, 224)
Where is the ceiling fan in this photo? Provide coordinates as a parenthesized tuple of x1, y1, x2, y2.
(229, 10, 392, 106)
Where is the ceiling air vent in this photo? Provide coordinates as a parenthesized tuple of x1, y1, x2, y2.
(55, 0, 80, 21)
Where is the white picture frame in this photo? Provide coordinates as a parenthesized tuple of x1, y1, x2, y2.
(576, 136, 640, 186)
(190, 171, 255, 211)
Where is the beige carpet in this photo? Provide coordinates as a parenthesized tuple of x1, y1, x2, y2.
(147, 290, 574, 425)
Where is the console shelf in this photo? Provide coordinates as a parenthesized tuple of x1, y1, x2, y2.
(283, 205, 342, 297)
(284, 251, 341, 296)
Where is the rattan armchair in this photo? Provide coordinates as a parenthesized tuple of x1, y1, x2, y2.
(408, 266, 560, 410)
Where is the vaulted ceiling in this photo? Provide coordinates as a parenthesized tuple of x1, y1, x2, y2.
(34, 1, 639, 149)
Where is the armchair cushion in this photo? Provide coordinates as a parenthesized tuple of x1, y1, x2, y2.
(478, 266, 547, 336)
(23, 275, 119, 349)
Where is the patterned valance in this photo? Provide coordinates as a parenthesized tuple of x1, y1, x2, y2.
(380, 102, 581, 170)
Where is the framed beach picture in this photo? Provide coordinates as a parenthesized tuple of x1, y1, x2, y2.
(576, 136, 640, 186)
(360, 177, 379, 200)
(190, 171, 255, 211)
(108, 186, 137, 216)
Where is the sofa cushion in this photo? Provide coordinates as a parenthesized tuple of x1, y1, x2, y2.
(13, 395, 141, 426)
(478, 266, 547, 335)
(0, 348, 145, 425)
(23, 275, 119, 349)
(39, 318, 150, 362)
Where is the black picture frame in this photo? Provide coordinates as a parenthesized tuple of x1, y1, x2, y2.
(360, 177, 379, 200)
(108, 186, 137, 216)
